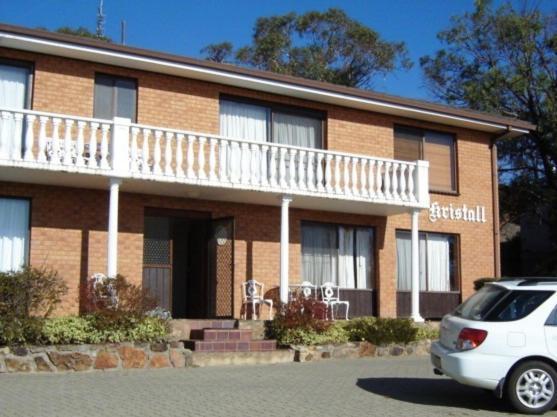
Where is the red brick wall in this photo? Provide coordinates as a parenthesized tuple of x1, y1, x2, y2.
(0, 47, 497, 318)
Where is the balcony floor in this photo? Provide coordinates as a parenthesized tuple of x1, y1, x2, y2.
(0, 165, 414, 216)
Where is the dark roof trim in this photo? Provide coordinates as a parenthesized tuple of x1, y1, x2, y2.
(0, 23, 535, 132)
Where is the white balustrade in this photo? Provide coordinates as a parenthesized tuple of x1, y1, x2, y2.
(0, 107, 428, 208)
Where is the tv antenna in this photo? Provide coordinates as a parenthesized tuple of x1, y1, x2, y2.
(96, 0, 106, 38)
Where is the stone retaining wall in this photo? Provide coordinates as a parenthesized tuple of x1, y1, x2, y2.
(0, 339, 432, 373)
(0, 342, 192, 373)
(291, 339, 432, 362)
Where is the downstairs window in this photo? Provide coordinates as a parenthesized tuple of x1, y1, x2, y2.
(0, 198, 30, 272)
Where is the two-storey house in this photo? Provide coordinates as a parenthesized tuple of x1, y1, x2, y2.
(0, 24, 534, 321)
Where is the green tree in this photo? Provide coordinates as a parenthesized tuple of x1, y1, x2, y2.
(201, 8, 411, 88)
(38, 26, 112, 42)
(421, 0, 557, 273)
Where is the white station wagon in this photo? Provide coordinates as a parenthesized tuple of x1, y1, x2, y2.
(431, 278, 557, 414)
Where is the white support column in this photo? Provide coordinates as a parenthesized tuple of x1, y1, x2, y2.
(280, 195, 293, 304)
(107, 178, 122, 278)
(410, 208, 424, 322)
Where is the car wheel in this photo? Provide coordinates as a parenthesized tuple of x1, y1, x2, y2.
(507, 361, 557, 414)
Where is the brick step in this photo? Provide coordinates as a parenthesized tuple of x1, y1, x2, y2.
(191, 349, 294, 367)
(184, 339, 277, 353)
(169, 319, 237, 341)
(189, 328, 252, 341)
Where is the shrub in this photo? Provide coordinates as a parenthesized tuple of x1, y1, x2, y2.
(473, 277, 499, 291)
(0, 267, 68, 345)
(35, 315, 169, 345)
(274, 323, 349, 346)
(344, 317, 419, 345)
(0, 267, 68, 318)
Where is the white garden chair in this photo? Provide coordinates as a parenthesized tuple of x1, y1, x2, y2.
(90, 273, 118, 308)
(241, 279, 273, 320)
(320, 282, 349, 320)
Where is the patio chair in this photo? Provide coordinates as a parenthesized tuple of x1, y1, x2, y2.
(241, 279, 273, 320)
(320, 282, 349, 320)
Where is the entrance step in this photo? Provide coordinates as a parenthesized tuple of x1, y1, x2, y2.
(191, 349, 294, 367)
(184, 339, 277, 353)
(189, 329, 253, 341)
(170, 319, 236, 341)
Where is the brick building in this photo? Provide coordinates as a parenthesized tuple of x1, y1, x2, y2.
(0, 24, 534, 320)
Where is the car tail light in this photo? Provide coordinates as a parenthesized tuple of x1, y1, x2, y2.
(456, 328, 488, 351)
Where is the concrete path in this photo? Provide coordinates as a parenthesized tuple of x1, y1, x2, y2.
(0, 356, 534, 416)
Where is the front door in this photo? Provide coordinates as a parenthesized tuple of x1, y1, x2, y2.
(142, 211, 234, 319)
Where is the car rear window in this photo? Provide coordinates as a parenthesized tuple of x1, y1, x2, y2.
(453, 285, 554, 321)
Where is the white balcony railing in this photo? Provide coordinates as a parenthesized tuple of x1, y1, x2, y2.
(0, 108, 429, 207)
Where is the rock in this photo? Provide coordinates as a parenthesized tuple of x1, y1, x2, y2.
(150, 343, 167, 352)
(48, 352, 93, 371)
(118, 346, 146, 369)
(389, 345, 405, 356)
(321, 351, 331, 359)
(304, 353, 314, 362)
(94, 351, 119, 370)
(10, 346, 28, 356)
(169, 349, 187, 368)
(0, 359, 6, 373)
(34, 356, 54, 372)
(358, 342, 376, 357)
(149, 354, 170, 368)
(376, 346, 389, 357)
(5, 358, 32, 373)
(406, 344, 415, 355)
(169, 341, 184, 349)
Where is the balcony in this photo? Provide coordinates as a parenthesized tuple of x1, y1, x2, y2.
(0, 107, 429, 215)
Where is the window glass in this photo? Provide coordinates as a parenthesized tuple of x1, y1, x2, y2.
(301, 222, 374, 289)
(219, 99, 268, 141)
(0, 63, 30, 159)
(424, 131, 455, 192)
(396, 231, 458, 292)
(219, 98, 323, 148)
(272, 112, 322, 148)
(93, 74, 137, 121)
(394, 126, 457, 192)
(487, 290, 553, 322)
(0, 198, 30, 272)
(453, 285, 507, 320)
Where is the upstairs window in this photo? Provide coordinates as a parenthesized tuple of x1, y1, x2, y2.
(219, 97, 323, 148)
(394, 125, 457, 193)
(93, 73, 137, 121)
(0, 61, 32, 160)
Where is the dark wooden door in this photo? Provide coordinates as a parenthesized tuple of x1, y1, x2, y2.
(208, 217, 235, 318)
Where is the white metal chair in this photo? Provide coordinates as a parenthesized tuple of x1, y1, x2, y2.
(90, 273, 118, 308)
(241, 279, 273, 320)
(320, 282, 349, 320)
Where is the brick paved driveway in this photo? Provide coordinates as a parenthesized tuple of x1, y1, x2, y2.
(0, 356, 537, 417)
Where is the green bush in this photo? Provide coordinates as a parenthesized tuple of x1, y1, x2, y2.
(270, 321, 349, 346)
(344, 317, 420, 345)
(36, 315, 169, 345)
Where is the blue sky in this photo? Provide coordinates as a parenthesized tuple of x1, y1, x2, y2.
(1, 0, 554, 101)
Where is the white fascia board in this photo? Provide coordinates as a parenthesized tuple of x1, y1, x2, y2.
(0, 32, 529, 136)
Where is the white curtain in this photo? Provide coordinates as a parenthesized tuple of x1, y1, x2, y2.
(301, 224, 337, 286)
(338, 227, 355, 288)
(355, 228, 373, 289)
(219, 100, 268, 180)
(272, 112, 322, 148)
(427, 235, 451, 291)
(0, 198, 30, 272)
(396, 232, 427, 291)
(0, 64, 28, 160)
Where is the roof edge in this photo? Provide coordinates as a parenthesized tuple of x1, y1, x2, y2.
(0, 22, 536, 132)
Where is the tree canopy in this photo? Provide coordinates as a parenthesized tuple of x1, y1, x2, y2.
(421, 0, 557, 273)
(38, 26, 112, 42)
(201, 8, 411, 89)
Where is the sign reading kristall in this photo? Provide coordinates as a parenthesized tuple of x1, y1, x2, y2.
(429, 202, 487, 223)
